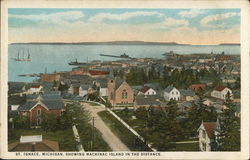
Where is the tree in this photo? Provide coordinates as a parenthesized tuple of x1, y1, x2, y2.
(41, 112, 58, 132)
(216, 92, 240, 151)
(13, 114, 30, 129)
(187, 92, 217, 137)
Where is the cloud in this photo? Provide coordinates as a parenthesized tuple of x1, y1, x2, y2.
(88, 11, 164, 23)
(200, 12, 240, 28)
(179, 9, 206, 18)
(9, 11, 85, 24)
(162, 18, 189, 27)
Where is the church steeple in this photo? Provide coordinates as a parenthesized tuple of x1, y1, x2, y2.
(109, 68, 114, 79)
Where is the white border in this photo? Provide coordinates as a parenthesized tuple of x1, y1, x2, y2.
(1, 0, 249, 159)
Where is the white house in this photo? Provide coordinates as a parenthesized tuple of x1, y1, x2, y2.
(197, 120, 220, 152)
(93, 80, 108, 97)
(79, 85, 89, 97)
(163, 86, 180, 101)
(27, 85, 43, 94)
(211, 86, 233, 100)
(138, 86, 157, 95)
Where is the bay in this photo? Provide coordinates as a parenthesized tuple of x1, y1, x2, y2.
(8, 44, 240, 82)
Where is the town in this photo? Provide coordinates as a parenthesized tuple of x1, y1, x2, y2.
(8, 51, 240, 152)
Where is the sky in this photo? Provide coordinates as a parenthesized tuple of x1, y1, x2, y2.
(8, 8, 240, 45)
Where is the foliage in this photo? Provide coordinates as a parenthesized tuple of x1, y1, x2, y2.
(216, 93, 240, 151)
(98, 110, 151, 151)
(41, 112, 58, 132)
(58, 82, 69, 92)
(187, 92, 218, 137)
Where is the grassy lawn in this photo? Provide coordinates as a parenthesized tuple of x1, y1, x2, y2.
(98, 111, 151, 151)
(170, 142, 199, 151)
(114, 109, 200, 151)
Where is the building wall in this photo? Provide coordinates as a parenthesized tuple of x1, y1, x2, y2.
(100, 88, 108, 97)
(211, 88, 233, 100)
(107, 79, 116, 105)
(20, 105, 62, 125)
(164, 88, 180, 101)
(144, 88, 156, 95)
(114, 82, 134, 105)
(79, 89, 88, 97)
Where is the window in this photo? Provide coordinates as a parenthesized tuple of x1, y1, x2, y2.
(176, 92, 178, 94)
(110, 80, 114, 83)
(111, 92, 114, 100)
(122, 89, 127, 99)
(172, 92, 174, 95)
(37, 109, 41, 116)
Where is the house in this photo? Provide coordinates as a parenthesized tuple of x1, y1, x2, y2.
(189, 84, 206, 92)
(107, 77, 134, 106)
(27, 85, 43, 94)
(8, 135, 59, 151)
(178, 101, 192, 112)
(88, 70, 109, 78)
(138, 86, 157, 95)
(18, 93, 64, 126)
(68, 84, 80, 95)
(179, 89, 196, 101)
(93, 79, 108, 97)
(40, 73, 61, 82)
(135, 95, 162, 108)
(197, 120, 220, 151)
(163, 86, 180, 101)
(211, 86, 233, 100)
(79, 85, 90, 97)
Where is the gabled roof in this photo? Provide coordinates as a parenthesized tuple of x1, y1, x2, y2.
(214, 86, 226, 92)
(135, 95, 162, 106)
(164, 86, 175, 93)
(31, 85, 41, 88)
(203, 122, 216, 139)
(80, 84, 90, 90)
(140, 86, 151, 93)
(179, 89, 195, 97)
(115, 77, 125, 90)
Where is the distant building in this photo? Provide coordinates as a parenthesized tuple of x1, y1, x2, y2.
(79, 85, 90, 97)
(138, 86, 157, 95)
(179, 89, 196, 101)
(211, 86, 233, 100)
(93, 79, 108, 97)
(197, 120, 220, 151)
(68, 84, 80, 95)
(41, 73, 61, 82)
(9, 135, 59, 151)
(88, 70, 109, 78)
(18, 93, 64, 126)
(135, 95, 162, 108)
(189, 84, 207, 92)
(27, 85, 43, 94)
(107, 76, 134, 106)
(163, 86, 180, 101)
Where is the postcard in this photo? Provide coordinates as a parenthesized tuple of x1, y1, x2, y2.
(0, 0, 249, 159)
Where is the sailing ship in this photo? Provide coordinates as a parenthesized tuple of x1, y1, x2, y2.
(13, 49, 31, 61)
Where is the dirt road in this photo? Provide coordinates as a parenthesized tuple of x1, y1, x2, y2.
(82, 102, 130, 151)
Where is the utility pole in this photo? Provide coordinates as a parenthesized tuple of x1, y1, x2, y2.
(91, 117, 95, 151)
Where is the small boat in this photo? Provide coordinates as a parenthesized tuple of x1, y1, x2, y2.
(68, 58, 87, 65)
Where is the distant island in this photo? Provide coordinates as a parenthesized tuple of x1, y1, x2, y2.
(10, 41, 240, 46)
(219, 43, 240, 46)
(10, 41, 184, 45)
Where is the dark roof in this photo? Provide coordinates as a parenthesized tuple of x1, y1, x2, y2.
(164, 86, 175, 93)
(203, 122, 216, 139)
(94, 79, 108, 88)
(19, 93, 64, 111)
(9, 140, 59, 151)
(135, 95, 162, 106)
(179, 89, 195, 96)
(140, 86, 151, 93)
(179, 101, 192, 108)
(214, 86, 226, 92)
(80, 84, 90, 90)
(115, 77, 125, 90)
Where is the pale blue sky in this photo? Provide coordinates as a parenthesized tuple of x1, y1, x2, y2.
(8, 8, 240, 44)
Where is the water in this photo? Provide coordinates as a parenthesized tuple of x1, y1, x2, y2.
(8, 44, 240, 82)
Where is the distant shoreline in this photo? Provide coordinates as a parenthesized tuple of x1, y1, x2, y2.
(10, 41, 240, 46)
